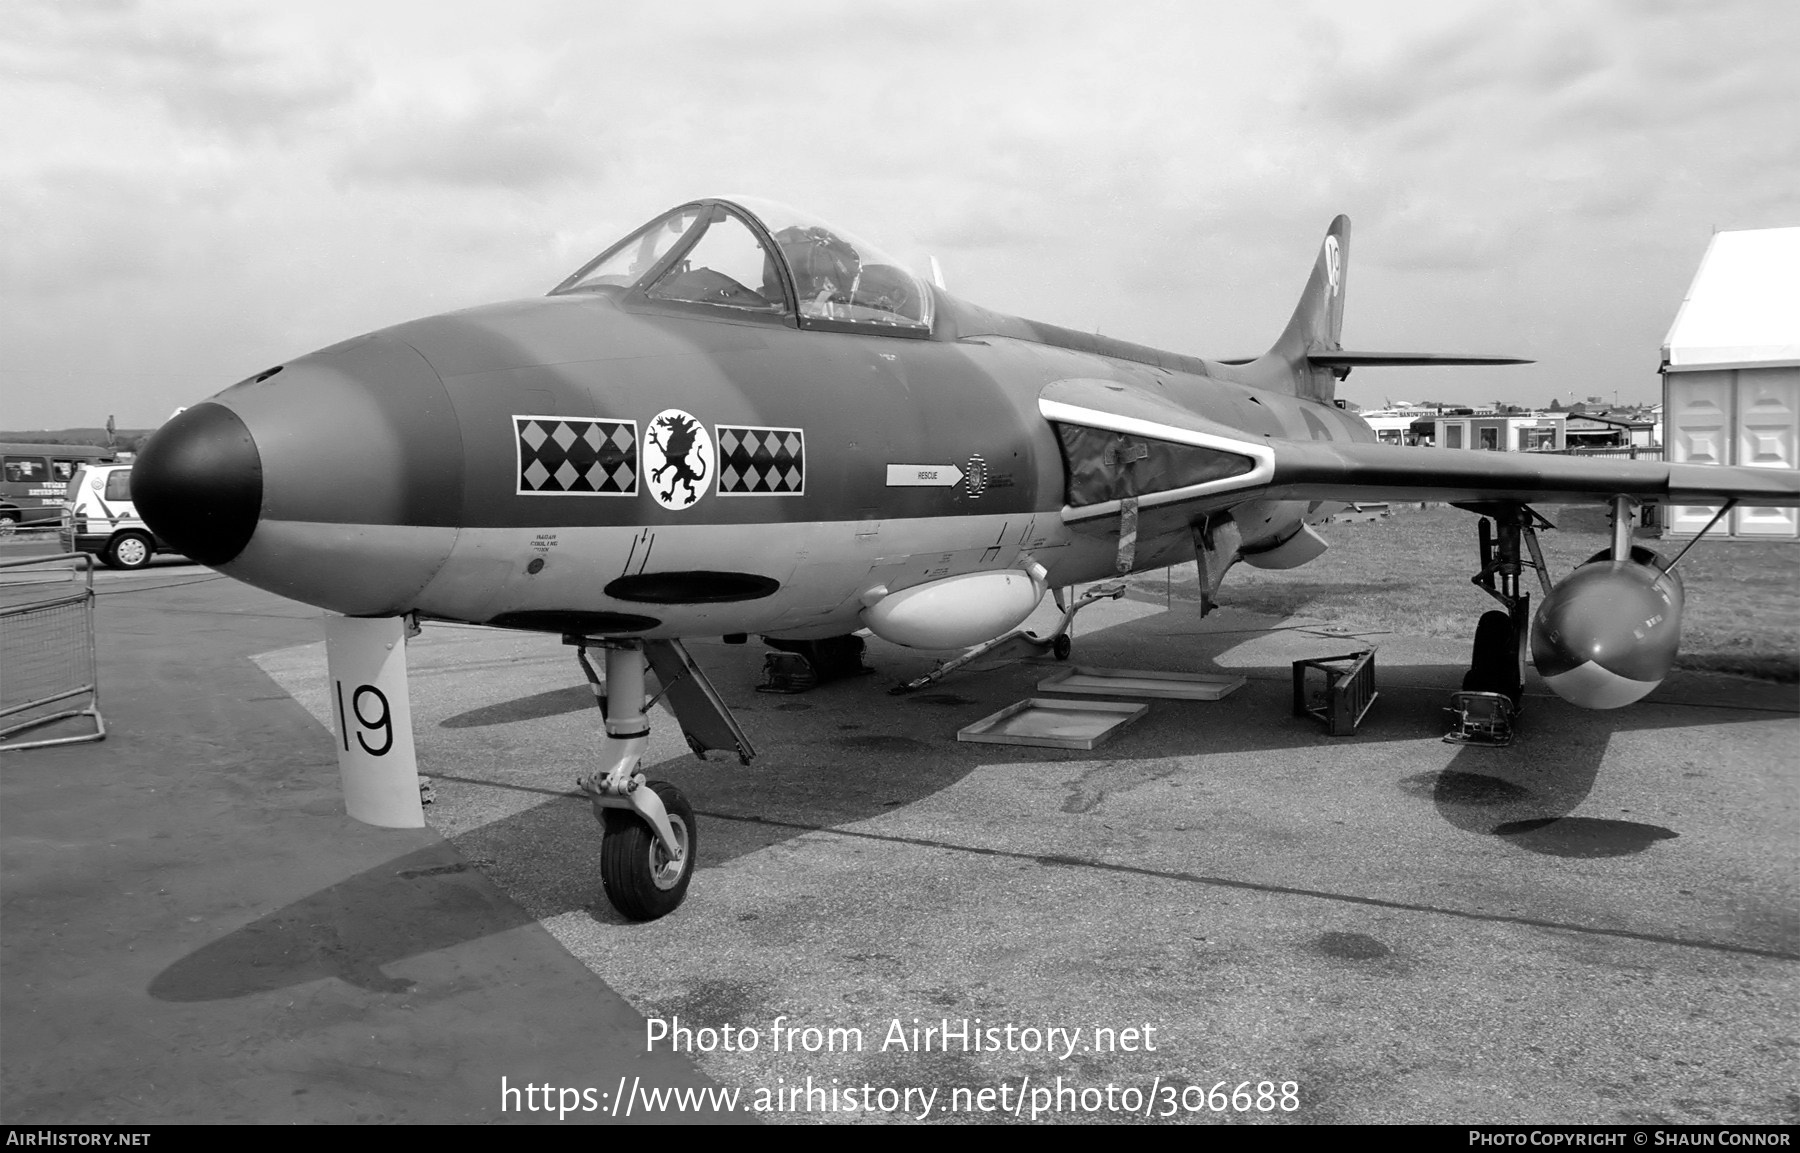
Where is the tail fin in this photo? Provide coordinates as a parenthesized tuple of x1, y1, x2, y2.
(1247, 216, 1350, 403)
(1242, 215, 1532, 401)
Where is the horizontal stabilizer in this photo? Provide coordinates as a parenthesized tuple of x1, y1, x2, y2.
(1307, 352, 1533, 368)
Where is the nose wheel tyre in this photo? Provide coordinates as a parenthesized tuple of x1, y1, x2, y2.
(600, 781, 696, 921)
(104, 532, 155, 570)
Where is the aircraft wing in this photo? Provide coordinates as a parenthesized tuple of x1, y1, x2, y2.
(1041, 384, 1800, 524)
(1256, 439, 1800, 507)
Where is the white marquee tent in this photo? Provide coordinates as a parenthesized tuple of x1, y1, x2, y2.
(1662, 226, 1800, 537)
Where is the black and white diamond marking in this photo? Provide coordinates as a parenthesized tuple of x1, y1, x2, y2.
(716, 425, 805, 496)
(515, 415, 638, 495)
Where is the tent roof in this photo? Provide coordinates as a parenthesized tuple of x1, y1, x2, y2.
(1663, 226, 1800, 368)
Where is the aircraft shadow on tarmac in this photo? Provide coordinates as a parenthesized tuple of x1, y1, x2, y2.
(438, 684, 594, 728)
(432, 608, 1764, 861)
(430, 604, 1780, 879)
(147, 842, 538, 1001)
(150, 609, 1789, 1002)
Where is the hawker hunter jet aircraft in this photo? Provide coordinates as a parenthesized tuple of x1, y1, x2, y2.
(134, 196, 1800, 920)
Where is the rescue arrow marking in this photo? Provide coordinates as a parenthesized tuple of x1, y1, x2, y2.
(886, 464, 964, 487)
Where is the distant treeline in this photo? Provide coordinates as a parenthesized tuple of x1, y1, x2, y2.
(1, 428, 154, 453)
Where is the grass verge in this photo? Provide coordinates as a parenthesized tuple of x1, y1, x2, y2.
(1127, 505, 1798, 683)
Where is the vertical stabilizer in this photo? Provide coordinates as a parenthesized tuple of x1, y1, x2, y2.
(1246, 216, 1350, 402)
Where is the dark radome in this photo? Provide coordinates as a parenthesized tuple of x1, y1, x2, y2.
(134, 403, 264, 566)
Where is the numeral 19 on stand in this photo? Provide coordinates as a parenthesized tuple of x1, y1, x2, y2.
(334, 681, 393, 756)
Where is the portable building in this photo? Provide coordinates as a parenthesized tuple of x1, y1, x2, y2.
(1662, 226, 1800, 537)
(1431, 412, 1565, 452)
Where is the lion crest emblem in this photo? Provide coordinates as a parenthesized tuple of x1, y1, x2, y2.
(644, 408, 714, 510)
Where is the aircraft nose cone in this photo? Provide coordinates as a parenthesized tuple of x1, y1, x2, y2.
(134, 402, 263, 566)
(145, 334, 464, 615)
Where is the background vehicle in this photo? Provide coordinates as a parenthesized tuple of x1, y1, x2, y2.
(61, 463, 178, 570)
(0, 442, 114, 534)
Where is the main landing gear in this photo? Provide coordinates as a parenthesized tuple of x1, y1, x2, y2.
(571, 638, 754, 920)
(1446, 503, 1553, 746)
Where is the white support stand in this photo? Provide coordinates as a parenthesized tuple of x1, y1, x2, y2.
(323, 615, 425, 829)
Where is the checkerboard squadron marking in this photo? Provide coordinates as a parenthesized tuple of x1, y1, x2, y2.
(717, 425, 805, 496)
(515, 416, 637, 496)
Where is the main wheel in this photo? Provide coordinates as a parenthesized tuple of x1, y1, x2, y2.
(600, 781, 695, 921)
(1051, 633, 1072, 661)
(1462, 609, 1520, 700)
(104, 531, 154, 570)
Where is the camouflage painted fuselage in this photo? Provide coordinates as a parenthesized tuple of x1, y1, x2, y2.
(153, 284, 1366, 641)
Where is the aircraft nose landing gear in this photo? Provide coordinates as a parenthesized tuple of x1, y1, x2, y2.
(599, 779, 696, 920)
(574, 640, 696, 920)
(569, 635, 756, 920)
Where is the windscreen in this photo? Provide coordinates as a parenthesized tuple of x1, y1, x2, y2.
(554, 208, 703, 294)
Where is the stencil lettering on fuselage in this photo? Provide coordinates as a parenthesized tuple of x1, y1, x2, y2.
(515, 416, 638, 496)
(645, 409, 714, 511)
(716, 425, 804, 496)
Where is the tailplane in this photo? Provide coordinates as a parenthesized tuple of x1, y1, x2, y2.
(1243, 215, 1530, 403)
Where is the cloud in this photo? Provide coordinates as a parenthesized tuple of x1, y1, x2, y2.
(335, 103, 596, 191)
(4, 0, 1796, 424)
(918, 204, 1050, 251)
(4, 0, 364, 143)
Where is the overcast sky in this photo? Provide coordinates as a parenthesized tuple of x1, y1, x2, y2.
(4, 0, 1796, 429)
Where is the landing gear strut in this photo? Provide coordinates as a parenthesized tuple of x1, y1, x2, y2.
(573, 641, 695, 920)
(568, 636, 755, 919)
(1460, 502, 1553, 701)
(1445, 503, 1553, 745)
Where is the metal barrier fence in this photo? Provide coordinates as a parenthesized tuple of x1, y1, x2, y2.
(1, 553, 105, 750)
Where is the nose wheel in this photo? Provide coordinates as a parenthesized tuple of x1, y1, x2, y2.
(600, 780, 696, 921)
(575, 641, 698, 921)
(570, 637, 757, 920)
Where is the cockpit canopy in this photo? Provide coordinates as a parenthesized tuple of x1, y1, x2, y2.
(551, 197, 933, 334)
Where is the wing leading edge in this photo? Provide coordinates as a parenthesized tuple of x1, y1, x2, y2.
(1259, 439, 1800, 507)
(1042, 390, 1800, 523)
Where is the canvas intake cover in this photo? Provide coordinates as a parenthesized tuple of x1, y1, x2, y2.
(1054, 423, 1255, 507)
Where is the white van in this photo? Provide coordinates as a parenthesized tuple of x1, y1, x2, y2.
(61, 463, 180, 569)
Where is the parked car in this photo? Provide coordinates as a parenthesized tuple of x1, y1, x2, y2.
(61, 463, 182, 569)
